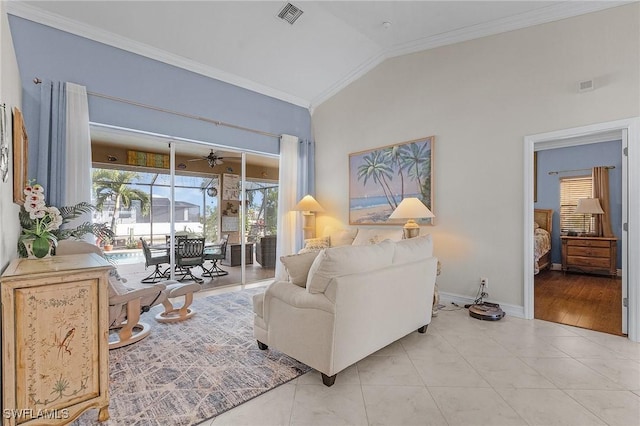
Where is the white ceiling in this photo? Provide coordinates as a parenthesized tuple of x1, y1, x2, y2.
(9, 1, 627, 110)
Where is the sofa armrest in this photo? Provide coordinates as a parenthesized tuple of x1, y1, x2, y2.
(263, 280, 334, 323)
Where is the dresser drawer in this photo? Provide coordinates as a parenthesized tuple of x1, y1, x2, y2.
(567, 246, 610, 258)
(561, 236, 617, 277)
(565, 239, 611, 248)
(567, 255, 611, 269)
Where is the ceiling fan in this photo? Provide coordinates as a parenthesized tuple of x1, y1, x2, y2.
(187, 150, 230, 168)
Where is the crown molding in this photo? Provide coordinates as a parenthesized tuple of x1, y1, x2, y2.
(6, 1, 311, 109)
(309, 49, 389, 113)
(387, 1, 631, 60)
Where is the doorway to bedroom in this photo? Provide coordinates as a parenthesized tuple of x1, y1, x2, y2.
(533, 140, 624, 335)
(523, 118, 640, 342)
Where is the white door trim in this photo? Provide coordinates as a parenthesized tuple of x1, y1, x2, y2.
(523, 117, 640, 342)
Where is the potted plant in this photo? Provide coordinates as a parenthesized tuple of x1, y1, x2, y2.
(19, 183, 62, 258)
(102, 236, 114, 251)
(18, 181, 114, 258)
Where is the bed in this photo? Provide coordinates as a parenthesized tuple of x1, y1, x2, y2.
(534, 209, 553, 274)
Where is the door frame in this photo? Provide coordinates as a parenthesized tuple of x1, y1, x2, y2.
(523, 117, 640, 342)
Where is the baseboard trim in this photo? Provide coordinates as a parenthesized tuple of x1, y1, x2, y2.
(439, 291, 525, 319)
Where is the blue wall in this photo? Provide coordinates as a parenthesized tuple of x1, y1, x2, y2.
(8, 16, 312, 164)
(536, 140, 623, 267)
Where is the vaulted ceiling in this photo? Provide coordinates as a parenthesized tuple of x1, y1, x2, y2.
(9, 1, 626, 110)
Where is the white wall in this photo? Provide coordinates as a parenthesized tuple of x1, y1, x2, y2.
(0, 2, 23, 271)
(312, 4, 640, 309)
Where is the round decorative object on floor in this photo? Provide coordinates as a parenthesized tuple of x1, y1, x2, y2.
(468, 302, 505, 321)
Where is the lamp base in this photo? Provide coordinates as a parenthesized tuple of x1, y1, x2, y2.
(403, 228, 420, 239)
(403, 220, 420, 239)
(302, 212, 316, 240)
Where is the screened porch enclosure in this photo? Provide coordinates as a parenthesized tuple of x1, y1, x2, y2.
(92, 168, 220, 248)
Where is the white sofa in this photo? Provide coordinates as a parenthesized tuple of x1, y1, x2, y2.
(253, 235, 438, 386)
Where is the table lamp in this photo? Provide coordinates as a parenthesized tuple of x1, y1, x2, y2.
(388, 197, 435, 239)
(574, 197, 604, 236)
(292, 195, 324, 239)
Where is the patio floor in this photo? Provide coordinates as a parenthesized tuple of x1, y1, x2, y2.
(110, 249, 275, 292)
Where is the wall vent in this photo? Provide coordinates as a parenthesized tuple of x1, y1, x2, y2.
(278, 3, 303, 25)
(578, 79, 594, 92)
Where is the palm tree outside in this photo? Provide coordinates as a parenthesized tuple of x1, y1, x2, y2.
(92, 169, 151, 235)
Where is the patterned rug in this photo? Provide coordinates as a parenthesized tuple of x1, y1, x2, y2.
(74, 287, 310, 426)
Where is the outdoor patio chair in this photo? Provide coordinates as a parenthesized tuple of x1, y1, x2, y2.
(176, 237, 206, 283)
(140, 237, 170, 283)
(202, 234, 229, 277)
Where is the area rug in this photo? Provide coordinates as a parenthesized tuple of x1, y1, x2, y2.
(73, 287, 311, 426)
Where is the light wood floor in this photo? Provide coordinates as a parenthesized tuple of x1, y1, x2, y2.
(534, 270, 623, 336)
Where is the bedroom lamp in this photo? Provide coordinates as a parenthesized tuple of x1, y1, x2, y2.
(574, 197, 604, 236)
(292, 195, 325, 239)
(388, 197, 435, 239)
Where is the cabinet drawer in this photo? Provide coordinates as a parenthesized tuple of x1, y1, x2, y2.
(565, 239, 611, 248)
(567, 256, 610, 268)
(567, 246, 610, 258)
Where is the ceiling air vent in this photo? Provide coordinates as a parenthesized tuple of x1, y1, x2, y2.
(278, 3, 303, 25)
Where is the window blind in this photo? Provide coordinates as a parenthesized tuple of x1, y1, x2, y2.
(560, 176, 593, 232)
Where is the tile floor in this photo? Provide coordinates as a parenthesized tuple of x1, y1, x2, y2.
(197, 303, 640, 426)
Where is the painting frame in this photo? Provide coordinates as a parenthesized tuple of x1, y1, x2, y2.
(12, 107, 28, 205)
(349, 136, 434, 226)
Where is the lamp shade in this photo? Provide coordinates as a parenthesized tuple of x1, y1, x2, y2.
(292, 195, 325, 212)
(574, 198, 604, 214)
(388, 197, 434, 220)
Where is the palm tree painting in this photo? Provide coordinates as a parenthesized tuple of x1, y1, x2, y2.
(349, 136, 434, 225)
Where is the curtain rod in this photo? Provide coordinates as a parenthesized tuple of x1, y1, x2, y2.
(33, 77, 280, 139)
(548, 165, 615, 175)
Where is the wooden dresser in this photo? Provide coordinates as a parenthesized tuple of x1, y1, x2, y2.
(561, 236, 617, 278)
(1, 254, 112, 425)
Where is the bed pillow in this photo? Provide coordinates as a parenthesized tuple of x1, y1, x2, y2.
(280, 251, 321, 287)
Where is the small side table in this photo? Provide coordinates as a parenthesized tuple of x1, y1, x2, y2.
(432, 260, 441, 317)
(221, 243, 254, 267)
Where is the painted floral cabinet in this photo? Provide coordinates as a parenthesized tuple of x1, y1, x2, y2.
(1, 253, 112, 425)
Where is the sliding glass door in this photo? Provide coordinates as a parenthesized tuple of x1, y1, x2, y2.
(91, 125, 278, 289)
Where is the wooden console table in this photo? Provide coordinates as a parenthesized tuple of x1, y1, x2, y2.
(1, 254, 112, 425)
(561, 236, 617, 278)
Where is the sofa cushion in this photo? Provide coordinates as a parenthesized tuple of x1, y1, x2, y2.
(299, 236, 331, 254)
(352, 228, 403, 245)
(322, 226, 359, 247)
(280, 251, 320, 287)
(393, 234, 433, 264)
(306, 239, 395, 294)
